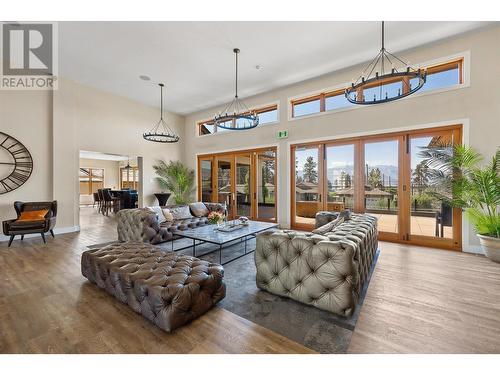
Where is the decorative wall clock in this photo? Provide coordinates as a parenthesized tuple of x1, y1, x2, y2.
(0, 132, 33, 194)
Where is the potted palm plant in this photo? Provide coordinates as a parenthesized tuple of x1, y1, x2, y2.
(422, 145, 500, 262)
(153, 160, 196, 205)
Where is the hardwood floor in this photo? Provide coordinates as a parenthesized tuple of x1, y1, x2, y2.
(0, 207, 313, 354)
(349, 242, 500, 353)
(1, 206, 500, 353)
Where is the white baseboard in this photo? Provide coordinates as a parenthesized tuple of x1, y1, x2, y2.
(462, 244, 484, 255)
(0, 225, 80, 243)
(54, 225, 80, 235)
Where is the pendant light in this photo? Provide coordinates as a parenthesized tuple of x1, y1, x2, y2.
(345, 21, 426, 105)
(143, 83, 180, 143)
(213, 48, 259, 130)
(124, 156, 132, 170)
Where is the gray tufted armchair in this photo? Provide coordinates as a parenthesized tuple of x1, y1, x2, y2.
(255, 214, 377, 317)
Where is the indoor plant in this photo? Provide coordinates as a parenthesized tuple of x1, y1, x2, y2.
(422, 145, 500, 261)
(153, 160, 196, 205)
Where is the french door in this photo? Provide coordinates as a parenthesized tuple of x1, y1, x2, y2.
(197, 147, 277, 222)
(403, 128, 462, 249)
(291, 125, 462, 250)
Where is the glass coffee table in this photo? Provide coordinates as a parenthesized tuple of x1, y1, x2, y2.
(173, 221, 278, 265)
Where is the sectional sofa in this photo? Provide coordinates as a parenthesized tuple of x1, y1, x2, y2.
(116, 202, 224, 244)
(255, 213, 377, 317)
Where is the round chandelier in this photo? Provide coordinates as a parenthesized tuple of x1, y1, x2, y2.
(143, 83, 180, 143)
(345, 21, 426, 105)
(213, 48, 259, 130)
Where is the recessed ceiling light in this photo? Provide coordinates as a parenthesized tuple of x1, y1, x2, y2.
(139, 75, 151, 81)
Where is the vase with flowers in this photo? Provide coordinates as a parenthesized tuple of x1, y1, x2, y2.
(208, 211, 225, 230)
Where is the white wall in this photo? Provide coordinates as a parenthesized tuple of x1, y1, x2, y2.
(183, 25, 500, 254)
(0, 90, 53, 235)
(1, 78, 185, 241)
(53, 78, 185, 228)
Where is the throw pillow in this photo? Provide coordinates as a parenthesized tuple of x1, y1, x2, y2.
(204, 202, 224, 213)
(169, 205, 193, 220)
(312, 216, 344, 235)
(17, 209, 49, 222)
(162, 208, 174, 222)
(146, 206, 164, 221)
(339, 209, 352, 221)
(189, 202, 209, 217)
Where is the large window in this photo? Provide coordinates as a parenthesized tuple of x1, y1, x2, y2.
(79, 168, 104, 195)
(290, 125, 463, 251)
(197, 147, 277, 222)
(291, 58, 464, 118)
(292, 96, 321, 117)
(412, 59, 462, 93)
(120, 167, 139, 190)
(198, 104, 278, 136)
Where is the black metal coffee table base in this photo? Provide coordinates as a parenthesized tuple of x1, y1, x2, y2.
(172, 221, 278, 265)
(193, 234, 254, 265)
(171, 233, 259, 265)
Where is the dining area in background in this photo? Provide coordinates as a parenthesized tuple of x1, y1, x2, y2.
(93, 188, 138, 215)
(79, 151, 141, 216)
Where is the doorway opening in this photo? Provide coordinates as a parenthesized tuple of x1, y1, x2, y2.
(78, 150, 142, 231)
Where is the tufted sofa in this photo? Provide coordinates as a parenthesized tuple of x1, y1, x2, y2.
(255, 214, 377, 317)
(116, 202, 223, 245)
(81, 242, 226, 332)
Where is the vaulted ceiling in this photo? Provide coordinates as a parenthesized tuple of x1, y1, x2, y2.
(59, 21, 490, 115)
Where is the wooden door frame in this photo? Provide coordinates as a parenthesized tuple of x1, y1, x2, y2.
(253, 149, 278, 222)
(289, 124, 463, 251)
(361, 134, 403, 243)
(120, 166, 139, 190)
(213, 154, 236, 219)
(290, 144, 324, 230)
(401, 126, 463, 251)
(197, 156, 217, 203)
(234, 152, 253, 220)
(197, 146, 278, 223)
(323, 139, 363, 213)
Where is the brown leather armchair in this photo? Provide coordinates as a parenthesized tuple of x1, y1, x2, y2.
(2, 201, 57, 247)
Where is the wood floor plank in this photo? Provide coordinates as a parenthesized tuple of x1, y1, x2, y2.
(349, 242, 500, 353)
(0, 207, 313, 354)
(2, 207, 500, 353)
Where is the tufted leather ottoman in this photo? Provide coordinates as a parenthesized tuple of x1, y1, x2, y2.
(81, 242, 226, 332)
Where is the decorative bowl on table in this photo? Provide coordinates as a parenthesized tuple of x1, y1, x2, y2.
(238, 216, 249, 226)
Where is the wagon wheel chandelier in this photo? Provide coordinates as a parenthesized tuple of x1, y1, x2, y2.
(213, 48, 259, 130)
(345, 21, 426, 105)
(143, 83, 180, 143)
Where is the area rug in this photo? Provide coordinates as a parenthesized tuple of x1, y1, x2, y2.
(88, 237, 379, 353)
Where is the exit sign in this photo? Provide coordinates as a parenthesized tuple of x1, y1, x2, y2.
(277, 130, 289, 139)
